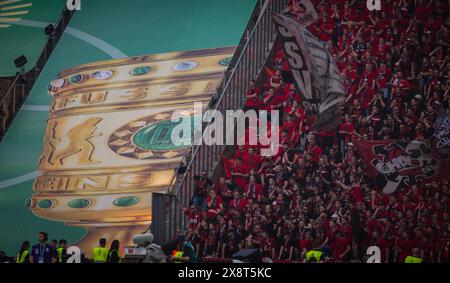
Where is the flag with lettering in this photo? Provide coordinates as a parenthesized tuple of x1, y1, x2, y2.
(354, 139, 449, 194)
(272, 13, 345, 131)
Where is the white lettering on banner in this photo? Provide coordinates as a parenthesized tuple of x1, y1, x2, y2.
(225, 110, 258, 146)
(170, 103, 280, 157)
(366, 0, 381, 11)
(203, 110, 224, 146)
(259, 110, 280, 157)
(375, 155, 436, 175)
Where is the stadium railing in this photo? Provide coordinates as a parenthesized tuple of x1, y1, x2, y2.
(151, 0, 290, 244)
(0, 7, 75, 141)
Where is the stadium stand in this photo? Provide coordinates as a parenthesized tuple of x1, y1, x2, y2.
(166, 0, 450, 263)
(2, 0, 449, 264)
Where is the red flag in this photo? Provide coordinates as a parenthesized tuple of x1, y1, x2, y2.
(354, 139, 449, 194)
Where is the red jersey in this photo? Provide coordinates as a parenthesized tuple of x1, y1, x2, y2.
(227, 198, 248, 211)
(184, 209, 202, 229)
(232, 163, 250, 188)
(243, 182, 263, 200)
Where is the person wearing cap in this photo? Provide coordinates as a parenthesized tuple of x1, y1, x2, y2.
(170, 236, 197, 263)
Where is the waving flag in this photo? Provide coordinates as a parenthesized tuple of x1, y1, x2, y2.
(283, 0, 318, 26)
(355, 139, 449, 194)
(272, 13, 345, 131)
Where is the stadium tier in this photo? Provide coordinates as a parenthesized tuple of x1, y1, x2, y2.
(0, 0, 449, 266)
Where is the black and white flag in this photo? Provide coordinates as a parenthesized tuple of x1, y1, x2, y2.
(273, 13, 345, 130)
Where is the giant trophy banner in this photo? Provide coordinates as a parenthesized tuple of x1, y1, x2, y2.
(272, 13, 345, 130)
(354, 139, 449, 194)
(31, 47, 234, 252)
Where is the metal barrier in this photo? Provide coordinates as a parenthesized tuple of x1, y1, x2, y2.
(151, 0, 289, 244)
(0, 7, 75, 141)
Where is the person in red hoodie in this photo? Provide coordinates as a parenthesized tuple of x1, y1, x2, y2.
(244, 175, 263, 202)
(305, 134, 323, 164)
(242, 147, 263, 171)
(299, 231, 314, 261)
(394, 231, 414, 263)
(333, 231, 351, 262)
(336, 176, 363, 204)
(339, 114, 356, 143)
(227, 190, 248, 213)
(318, 13, 335, 44)
(376, 61, 392, 99)
(219, 153, 235, 181)
(415, 0, 432, 23)
(205, 190, 223, 220)
(244, 79, 260, 110)
(361, 63, 377, 90)
(183, 205, 203, 230)
(370, 230, 393, 263)
(259, 232, 276, 259)
(231, 158, 250, 189)
(261, 87, 277, 111)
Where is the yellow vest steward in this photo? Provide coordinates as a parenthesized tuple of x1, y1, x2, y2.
(92, 247, 109, 262)
(16, 250, 29, 263)
(306, 250, 323, 262)
(56, 247, 64, 263)
(404, 256, 422, 263)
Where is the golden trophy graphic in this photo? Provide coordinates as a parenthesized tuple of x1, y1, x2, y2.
(29, 47, 234, 253)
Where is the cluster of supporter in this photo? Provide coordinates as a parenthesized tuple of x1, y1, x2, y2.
(181, 0, 450, 263)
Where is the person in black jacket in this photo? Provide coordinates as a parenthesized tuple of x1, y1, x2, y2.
(56, 239, 68, 263)
(106, 240, 121, 263)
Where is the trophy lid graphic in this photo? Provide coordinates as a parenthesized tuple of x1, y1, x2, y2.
(31, 47, 235, 253)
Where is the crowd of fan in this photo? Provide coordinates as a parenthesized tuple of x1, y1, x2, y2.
(182, 0, 450, 263)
